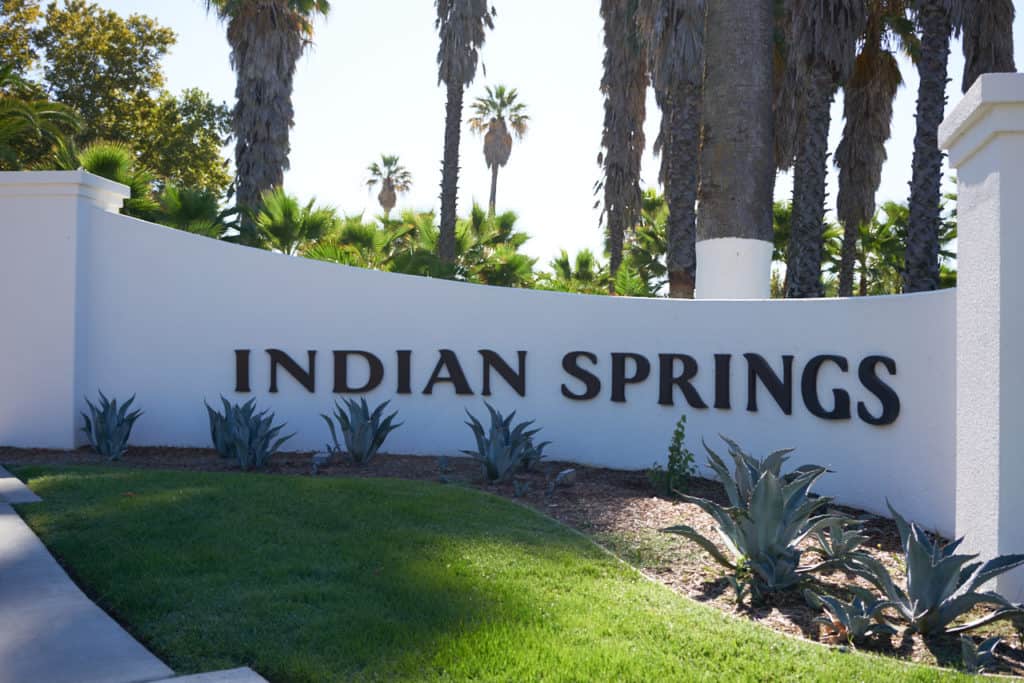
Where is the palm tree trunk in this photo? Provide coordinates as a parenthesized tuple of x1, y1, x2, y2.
(229, 12, 301, 237)
(961, 0, 1016, 93)
(839, 221, 857, 296)
(696, 0, 775, 293)
(786, 67, 833, 299)
(859, 248, 868, 296)
(600, 0, 647, 291)
(439, 82, 464, 264)
(666, 84, 701, 299)
(488, 164, 499, 217)
(905, 2, 951, 293)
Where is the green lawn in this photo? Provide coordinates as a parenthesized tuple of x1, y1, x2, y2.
(10, 466, 966, 682)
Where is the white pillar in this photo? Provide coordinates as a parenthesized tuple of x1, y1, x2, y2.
(940, 73, 1024, 600)
(695, 237, 773, 299)
(0, 171, 129, 449)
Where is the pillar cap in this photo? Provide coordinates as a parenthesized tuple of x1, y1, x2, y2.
(940, 73, 1024, 168)
(0, 170, 130, 213)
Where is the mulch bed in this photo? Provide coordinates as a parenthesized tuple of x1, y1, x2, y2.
(3, 446, 1022, 675)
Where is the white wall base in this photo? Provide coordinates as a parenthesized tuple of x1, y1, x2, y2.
(695, 238, 773, 299)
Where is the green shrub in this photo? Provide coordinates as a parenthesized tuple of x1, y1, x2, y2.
(804, 587, 897, 645)
(463, 403, 549, 483)
(206, 397, 293, 470)
(80, 391, 142, 461)
(322, 398, 402, 464)
(648, 413, 696, 496)
(662, 436, 847, 599)
(847, 503, 1024, 635)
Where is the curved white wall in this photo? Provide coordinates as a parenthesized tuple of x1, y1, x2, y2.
(0, 180, 952, 534)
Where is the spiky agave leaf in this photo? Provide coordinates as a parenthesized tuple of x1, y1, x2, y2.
(81, 391, 143, 460)
(848, 501, 1024, 634)
(663, 436, 845, 594)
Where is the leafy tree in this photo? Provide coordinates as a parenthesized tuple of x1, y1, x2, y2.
(904, 0, 963, 292)
(434, 0, 494, 263)
(598, 0, 647, 285)
(638, 0, 705, 299)
(366, 154, 412, 220)
(0, 64, 79, 168)
(0, 0, 41, 76)
(834, 0, 917, 296)
(32, 0, 231, 193)
(783, 0, 866, 298)
(468, 84, 529, 217)
(133, 89, 232, 194)
(34, 0, 173, 139)
(204, 0, 330, 214)
(252, 187, 339, 255)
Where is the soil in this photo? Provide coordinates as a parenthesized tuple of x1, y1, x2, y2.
(3, 446, 1022, 676)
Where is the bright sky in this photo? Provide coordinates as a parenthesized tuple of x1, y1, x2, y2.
(96, 1, 1023, 265)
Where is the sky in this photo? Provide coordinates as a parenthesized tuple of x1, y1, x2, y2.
(95, 1, 1024, 265)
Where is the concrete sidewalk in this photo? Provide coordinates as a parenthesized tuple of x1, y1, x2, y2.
(0, 466, 266, 683)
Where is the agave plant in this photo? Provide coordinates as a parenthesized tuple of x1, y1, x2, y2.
(81, 391, 143, 461)
(848, 503, 1024, 635)
(206, 397, 294, 471)
(809, 519, 871, 566)
(463, 403, 549, 483)
(322, 398, 402, 465)
(805, 587, 897, 645)
(662, 436, 847, 597)
(961, 635, 1002, 674)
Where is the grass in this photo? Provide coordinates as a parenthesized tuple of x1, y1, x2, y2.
(9, 466, 969, 682)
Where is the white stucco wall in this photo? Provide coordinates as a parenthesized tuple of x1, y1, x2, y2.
(941, 73, 1024, 599)
(0, 174, 958, 536)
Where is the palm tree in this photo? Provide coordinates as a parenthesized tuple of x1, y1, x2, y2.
(204, 0, 330, 221)
(599, 0, 648, 288)
(0, 65, 79, 169)
(834, 1, 916, 296)
(625, 189, 670, 293)
(365, 155, 412, 220)
(50, 140, 159, 219)
(468, 85, 529, 217)
(961, 0, 1015, 92)
(306, 214, 416, 270)
(696, 0, 776, 290)
(784, 0, 866, 299)
(904, 0, 962, 292)
(156, 185, 232, 238)
(639, 0, 706, 299)
(537, 249, 610, 294)
(435, 0, 494, 264)
(252, 187, 338, 255)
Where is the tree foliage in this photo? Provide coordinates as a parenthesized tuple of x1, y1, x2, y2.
(30, 0, 231, 193)
(0, 0, 41, 76)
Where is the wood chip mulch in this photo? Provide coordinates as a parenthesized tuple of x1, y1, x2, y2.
(2, 446, 1022, 676)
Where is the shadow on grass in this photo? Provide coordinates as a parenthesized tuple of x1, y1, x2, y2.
(12, 466, 596, 682)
